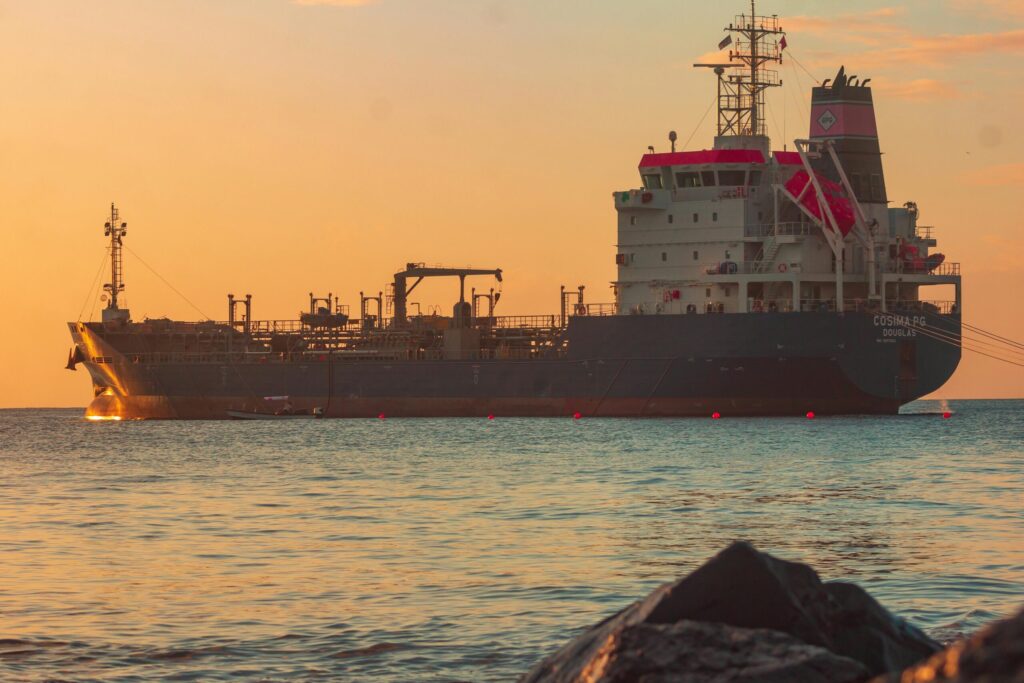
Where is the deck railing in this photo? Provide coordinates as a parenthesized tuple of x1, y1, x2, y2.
(744, 222, 814, 238)
(703, 261, 962, 278)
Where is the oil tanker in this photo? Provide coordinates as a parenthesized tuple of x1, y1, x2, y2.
(66, 3, 962, 419)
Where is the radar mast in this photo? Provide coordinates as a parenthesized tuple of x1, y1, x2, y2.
(699, 0, 785, 139)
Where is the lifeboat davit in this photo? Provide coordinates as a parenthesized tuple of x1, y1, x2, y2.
(784, 170, 856, 237)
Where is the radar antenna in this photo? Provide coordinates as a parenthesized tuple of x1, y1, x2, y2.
(102, 203, 131, 323)
(696, 1, 785, 138)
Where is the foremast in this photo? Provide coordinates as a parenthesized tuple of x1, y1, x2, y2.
(102, 203, 130, 323)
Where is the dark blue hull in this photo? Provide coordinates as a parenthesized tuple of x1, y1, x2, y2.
(71, 312, 961, 419)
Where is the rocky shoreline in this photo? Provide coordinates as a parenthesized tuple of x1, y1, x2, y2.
(522, 543, 1021, 682)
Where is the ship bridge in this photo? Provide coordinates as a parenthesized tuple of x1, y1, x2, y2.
(612, 10, 960, 320)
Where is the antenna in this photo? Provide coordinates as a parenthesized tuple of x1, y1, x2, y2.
(669, 130, 678, 152)
(102, 202, 130, 323)
(696, 1, 784, 138)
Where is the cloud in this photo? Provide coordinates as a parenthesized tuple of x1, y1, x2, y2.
(782, 5, 1024, 101)
(871, 78, 962, 101)
(861, 29, 1024, 67)
(784, 7, 911, 45)
(691, 48, 741, 66)
(949, 0, 1024, 20)
(291, 0, 379, 6)
(785, 6, 1024, 65)
(963, 163, 1024, 187)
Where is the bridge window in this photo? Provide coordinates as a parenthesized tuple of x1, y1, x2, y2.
(692, 213, 699, 223)
(630, 216, 636, 226)
(851, 173, 865, 199)
(661, 252, 667, 262)
(642, 174, 663, 190)
(870, 174, 883, 201)
(668, 214, 674, 224)
(749, 170, 763, 186)
(702, 171, 716, 187)
(675, 172, 701, 188)
(693, 250, 699, 260)
(713, 212, 718, 222)
(718, 170, 746, 186)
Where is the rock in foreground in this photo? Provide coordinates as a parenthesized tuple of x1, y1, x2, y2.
(574, 620, 867, 683)
(872, 605, 1024, 682)
(523, 542, 940, 682)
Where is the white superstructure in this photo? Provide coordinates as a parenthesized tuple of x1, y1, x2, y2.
(612, 8, 960, 318)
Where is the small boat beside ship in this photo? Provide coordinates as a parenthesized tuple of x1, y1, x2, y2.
(226, 409, 323, 421)
(226, 398, 324, 420)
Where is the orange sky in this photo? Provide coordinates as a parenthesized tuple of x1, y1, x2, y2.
(1, 0, 1022, 407)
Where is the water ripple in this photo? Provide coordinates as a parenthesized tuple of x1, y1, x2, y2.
(0, 400, 1021, 681)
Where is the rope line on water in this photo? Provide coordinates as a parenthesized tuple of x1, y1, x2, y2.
(928, 317, 1024, 357)
(899, 321, 1024, 369)
(960, 321, 1024, 351)
(905, 322, 1024, 360)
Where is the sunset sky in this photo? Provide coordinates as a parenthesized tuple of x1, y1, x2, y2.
(2, 0, 1022, 407)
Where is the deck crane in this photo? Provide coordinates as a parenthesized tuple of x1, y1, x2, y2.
(392, 263, 503, 327)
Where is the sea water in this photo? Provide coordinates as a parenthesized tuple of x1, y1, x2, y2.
(1, 400, 1021, 681)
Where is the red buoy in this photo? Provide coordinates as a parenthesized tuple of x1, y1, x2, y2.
(573, 412, 582, 420)
(712, 412, 721, 420)
(806, 411, 815, 419)
(377, 413, 386, 420)
(488, 414, 495, 421)
(943, 412, 952, 419)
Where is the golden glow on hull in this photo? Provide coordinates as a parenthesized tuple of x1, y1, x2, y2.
(85, 415, 123, 422)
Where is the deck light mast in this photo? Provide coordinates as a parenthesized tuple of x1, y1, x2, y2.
(102, 203, 130, 323)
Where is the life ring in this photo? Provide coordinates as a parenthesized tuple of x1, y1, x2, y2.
(777, 263, 789, 273)
(574, 303, 587, 316)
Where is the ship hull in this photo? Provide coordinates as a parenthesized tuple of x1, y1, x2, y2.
(70, 311, 961, 420)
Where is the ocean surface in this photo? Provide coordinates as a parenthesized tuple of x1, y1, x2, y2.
(1, 400, 1022, 682)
